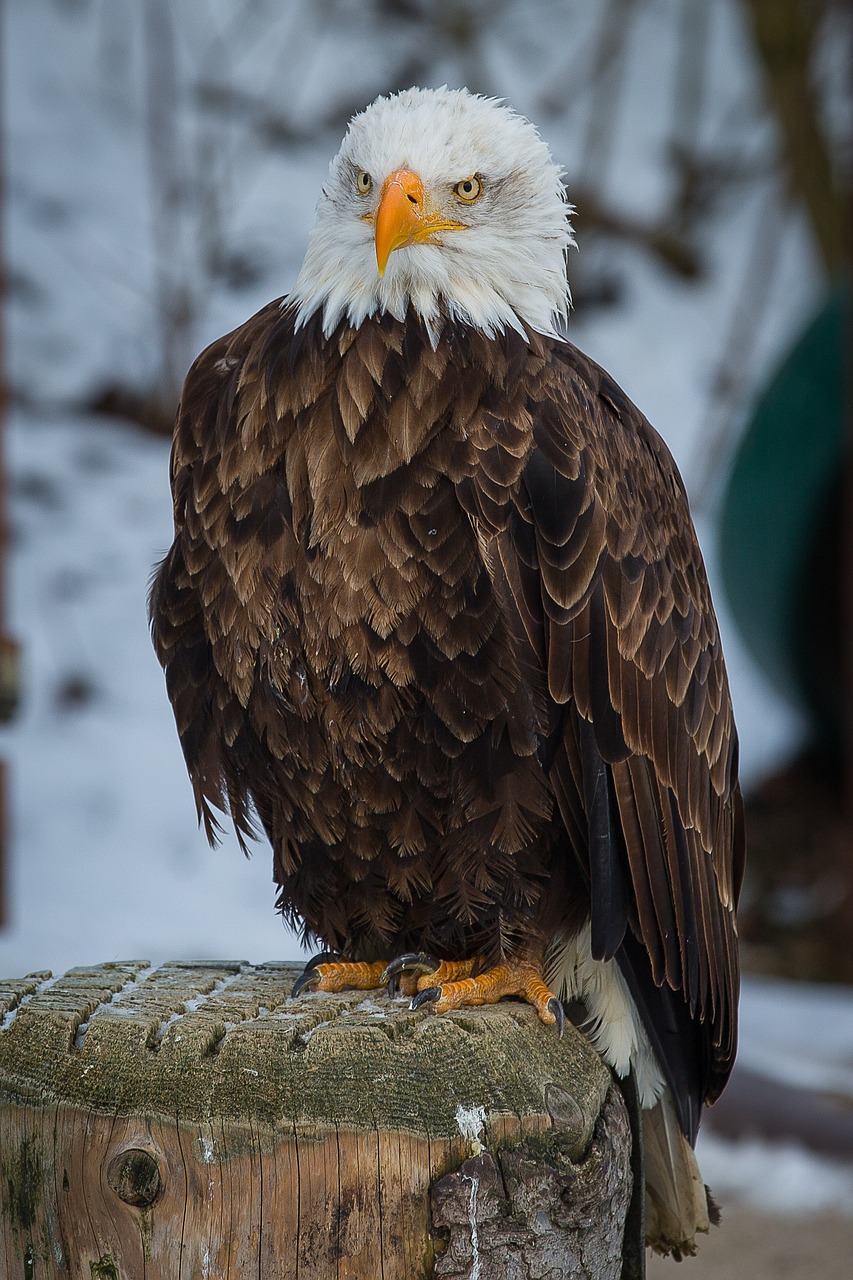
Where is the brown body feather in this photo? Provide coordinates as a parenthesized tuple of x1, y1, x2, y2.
(150, 301, 744, 1142)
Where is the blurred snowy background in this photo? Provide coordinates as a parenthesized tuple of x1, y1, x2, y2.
(2, 0, 853, 1245)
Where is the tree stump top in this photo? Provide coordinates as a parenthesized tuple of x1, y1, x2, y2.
(0, 960, 609, 1149)
(0, 962, 633, 1278)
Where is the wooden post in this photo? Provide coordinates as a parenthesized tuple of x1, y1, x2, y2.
(0, 961, 633, 1278)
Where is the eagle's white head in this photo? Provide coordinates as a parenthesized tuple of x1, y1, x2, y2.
(292, 87, 573, 343)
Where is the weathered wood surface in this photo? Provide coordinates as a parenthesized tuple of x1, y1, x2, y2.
(0, 961, 632, 1278)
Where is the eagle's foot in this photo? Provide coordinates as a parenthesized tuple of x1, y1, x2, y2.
(410, 959, 565, 1036)
(291, 953, 388, 998)
(381, 953, 477, 998)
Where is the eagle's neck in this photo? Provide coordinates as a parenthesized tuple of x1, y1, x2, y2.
(290, 223, 572, 347)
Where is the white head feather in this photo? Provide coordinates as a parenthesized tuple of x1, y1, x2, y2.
(292, 87, 573, 343)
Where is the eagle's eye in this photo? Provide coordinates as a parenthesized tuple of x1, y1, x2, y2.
(453, 175, 482, 203)
(356, 170, 373, 195)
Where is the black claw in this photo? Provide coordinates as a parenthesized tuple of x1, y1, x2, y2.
(548, 996, 565, 1039)
(291, 951, 342, 998)
(302, 950, 341, 974)
(382, 951, 440, 998)
(291, 969, 320, 999)
(382, 952, 440, 982)
(410, 985, 442, 1011)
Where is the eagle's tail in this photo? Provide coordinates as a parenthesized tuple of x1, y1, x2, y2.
(643, 1090, 719, 1259)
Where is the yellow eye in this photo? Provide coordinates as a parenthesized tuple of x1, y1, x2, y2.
(356, 170, 372, 195)
(453, 175, 482, 202)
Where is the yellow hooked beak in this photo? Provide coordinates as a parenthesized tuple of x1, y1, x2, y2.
(373, 169, 466, 276)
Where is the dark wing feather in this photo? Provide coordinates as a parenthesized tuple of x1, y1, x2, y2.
(577, 714, 629, 960)
(149, 299, 293, 851)
(496, 340, 744, 1134)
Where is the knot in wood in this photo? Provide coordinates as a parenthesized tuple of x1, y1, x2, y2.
(545, 1082, 585, 1145)
(107, 1148, 162, 1208)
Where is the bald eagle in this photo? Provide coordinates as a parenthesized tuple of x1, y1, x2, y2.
(150, 87, 744, 1257)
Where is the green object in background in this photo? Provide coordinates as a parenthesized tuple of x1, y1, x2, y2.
(719, 285, 847, 741)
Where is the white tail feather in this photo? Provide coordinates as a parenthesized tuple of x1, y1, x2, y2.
(546, 923, 664, 1107)
(643, 1090, 712, 1258)
(547, 926, 718, 1257)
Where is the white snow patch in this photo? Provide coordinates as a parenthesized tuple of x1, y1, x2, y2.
(354, 997, 387, 1015)
(149, 970, 243, 1047)
(737, 976, 853, 1100)
(72, 966, 153, 1050)
(298, 1019, 333, 1046)
(697, 1130, 853, 1217)
(0, 972, 60, 1031)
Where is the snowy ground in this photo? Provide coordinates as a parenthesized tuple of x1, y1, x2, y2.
(3, 0, 852, 1225)
(0, 410, 298, 975)
(698, 976, 853, 1216)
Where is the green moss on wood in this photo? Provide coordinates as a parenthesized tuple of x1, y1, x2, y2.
(0, 963, 610, 1151)
(90, 1255, 119, 1279)
(3, 1137, 41, 1232)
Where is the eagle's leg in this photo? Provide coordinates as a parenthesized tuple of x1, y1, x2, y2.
(410, 957, 565, 1035)
(291, 953, 388, 998)
(381, 953, 478, 998)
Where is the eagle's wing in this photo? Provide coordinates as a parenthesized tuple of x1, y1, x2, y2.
(493, 339, 745, 1140)
(149, 299, 298, 852)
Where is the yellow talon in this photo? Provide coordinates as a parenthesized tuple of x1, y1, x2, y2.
(291, 958, 388, 997)
(409, 959, 565, 1035)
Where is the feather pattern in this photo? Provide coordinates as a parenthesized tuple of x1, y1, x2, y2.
(150, 301, 743, 1152)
